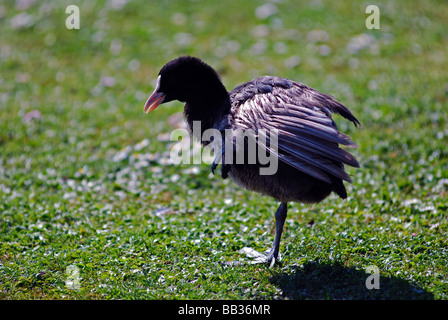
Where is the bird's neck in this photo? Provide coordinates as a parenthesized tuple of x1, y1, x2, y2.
(184, 93, 230, 137)
(183, 75, 230, 132)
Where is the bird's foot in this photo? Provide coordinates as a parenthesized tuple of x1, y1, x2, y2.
(239, 247, 281, 267)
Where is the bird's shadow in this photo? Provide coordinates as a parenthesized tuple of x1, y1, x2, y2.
(269, 260, 434, 300)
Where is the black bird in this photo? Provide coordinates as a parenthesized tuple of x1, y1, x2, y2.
(144, 56, 360, 266)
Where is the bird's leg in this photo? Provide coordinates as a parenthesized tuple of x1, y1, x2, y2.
(265, 202, 288, 267)
(239, 202, 288, 266)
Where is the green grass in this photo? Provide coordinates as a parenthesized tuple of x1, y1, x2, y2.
(1, 0, 447, 299)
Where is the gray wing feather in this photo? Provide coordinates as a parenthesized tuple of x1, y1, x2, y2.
(230, 77, 359, 183)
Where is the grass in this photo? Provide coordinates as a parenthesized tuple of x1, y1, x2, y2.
(1, 0, 447, 299)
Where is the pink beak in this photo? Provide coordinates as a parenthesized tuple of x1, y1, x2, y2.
(144, 75, 165, 114)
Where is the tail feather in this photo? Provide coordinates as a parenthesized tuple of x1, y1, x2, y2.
(332, 176, 347, 199)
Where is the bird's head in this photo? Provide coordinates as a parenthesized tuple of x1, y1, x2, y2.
(144, 56, 227, 113)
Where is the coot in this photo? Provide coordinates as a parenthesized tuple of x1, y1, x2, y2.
(144, 56, 359, 266)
